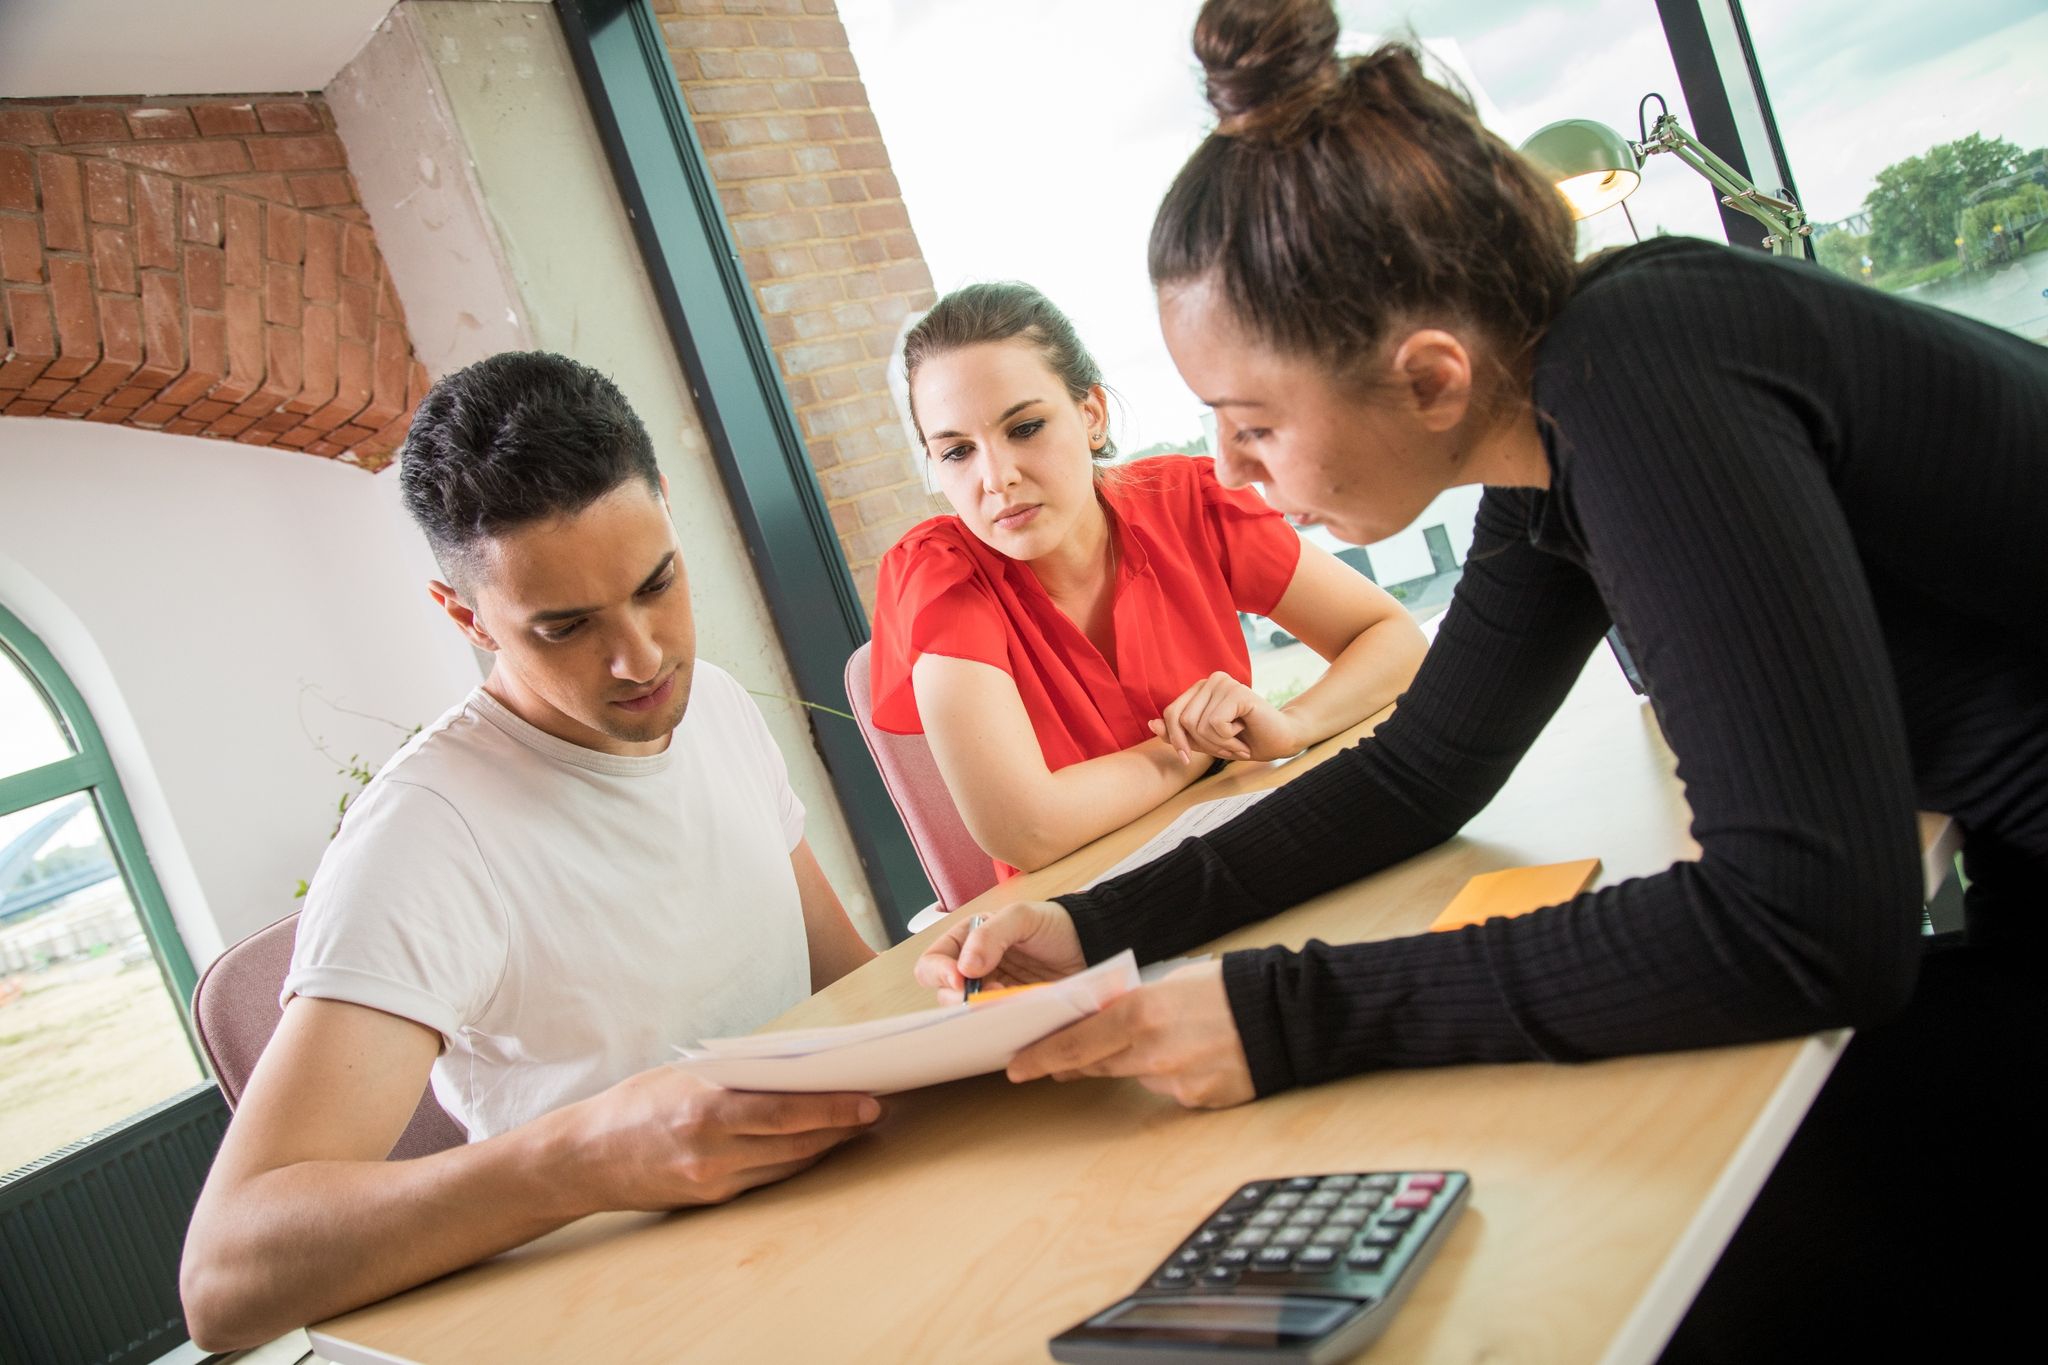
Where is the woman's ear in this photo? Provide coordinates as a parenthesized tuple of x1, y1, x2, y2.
(1389, 330, 1474, 433)
(1083, 383, 1110, 450)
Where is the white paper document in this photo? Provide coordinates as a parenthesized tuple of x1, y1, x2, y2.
(668, 950, 1141, 1094)
(1080, 788, 1278, 890)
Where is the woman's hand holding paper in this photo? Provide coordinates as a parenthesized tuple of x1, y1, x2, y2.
(915, 901, 1086, 1003)
(1006, 961, 1255, 1110)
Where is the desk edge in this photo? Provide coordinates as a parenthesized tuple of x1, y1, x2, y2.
(1595, 1028, 1850, 1365)
(306, 1327, 423, 1365)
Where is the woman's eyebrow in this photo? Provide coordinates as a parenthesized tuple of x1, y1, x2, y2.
(927, 397, 1046, 441)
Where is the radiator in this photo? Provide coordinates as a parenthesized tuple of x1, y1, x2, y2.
(0, 1083, 228, 1365)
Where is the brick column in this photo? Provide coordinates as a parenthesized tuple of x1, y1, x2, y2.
(0, 96, 427, 469)
(652, 0, 938, 610)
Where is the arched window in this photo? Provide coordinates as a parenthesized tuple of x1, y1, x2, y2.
(0, 600, 200, 1175)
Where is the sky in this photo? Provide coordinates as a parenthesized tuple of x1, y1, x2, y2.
(0, 663, 70, 790)
(837, 1, 2048, 448)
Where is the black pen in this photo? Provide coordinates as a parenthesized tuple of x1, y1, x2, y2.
(961, 913, 987, 1001)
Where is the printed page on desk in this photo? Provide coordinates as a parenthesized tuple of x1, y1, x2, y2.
(669, 951, 1140, 1094)
(1078, 788, 1277, 891)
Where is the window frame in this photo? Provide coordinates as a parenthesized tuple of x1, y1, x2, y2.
(0, 599, 196, 1017)
(1656, 0, 1811, 258)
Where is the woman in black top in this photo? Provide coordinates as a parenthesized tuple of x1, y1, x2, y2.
(923, 0, 2044, 1098)
(918, 0, 2042, 1346)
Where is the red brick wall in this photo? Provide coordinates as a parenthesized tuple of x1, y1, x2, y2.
(0, 96, 426, 470)
(653, 0, 939, 610)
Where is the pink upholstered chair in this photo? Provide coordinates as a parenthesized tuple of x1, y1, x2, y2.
(191, 911, 466, 1160)
(844, 641, 998, 917)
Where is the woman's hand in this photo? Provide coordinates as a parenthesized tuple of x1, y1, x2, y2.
(914, 901, 1087, 1003)
(1006, 961, 1255, 1109)
(1151, 672, 1304, 763)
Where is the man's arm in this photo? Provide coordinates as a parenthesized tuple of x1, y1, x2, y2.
(791, 837, 876, 989)
(180, 996, 878, 1351)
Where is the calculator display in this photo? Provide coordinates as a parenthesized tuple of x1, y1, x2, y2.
(1095, 1295, 1357, 1341)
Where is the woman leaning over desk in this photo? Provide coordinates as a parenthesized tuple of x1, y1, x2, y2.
(869, 282, 1424, 879)
(918, 0, 2044, 1351)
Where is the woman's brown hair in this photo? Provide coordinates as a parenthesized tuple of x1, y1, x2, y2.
(1149, 0, 1576, 394)
(902, 281, 1117, 461)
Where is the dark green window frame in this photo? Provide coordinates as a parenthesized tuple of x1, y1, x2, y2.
(0, 599, 197, 1018)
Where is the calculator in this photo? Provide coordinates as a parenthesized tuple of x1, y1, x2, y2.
(1048, 1171, 1470, 1364)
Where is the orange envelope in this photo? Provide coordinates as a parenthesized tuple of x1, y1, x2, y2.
(1428, 858, 1602, 932)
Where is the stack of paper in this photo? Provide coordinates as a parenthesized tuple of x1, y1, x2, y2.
(670, 951, 1140, 1094)
(1080, 789, 1277, 890)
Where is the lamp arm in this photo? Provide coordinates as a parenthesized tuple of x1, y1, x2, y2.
(1664, 140, 1801, 238)
(1642, 115, 1807, 254)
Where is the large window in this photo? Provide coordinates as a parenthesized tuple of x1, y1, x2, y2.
(1744, 0, 2048, 342)
(0, 602, 199, 1175)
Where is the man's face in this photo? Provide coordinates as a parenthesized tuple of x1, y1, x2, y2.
(451, 479, 697, 756)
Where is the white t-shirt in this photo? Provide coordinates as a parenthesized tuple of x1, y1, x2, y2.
(284, 662, 811, 1141)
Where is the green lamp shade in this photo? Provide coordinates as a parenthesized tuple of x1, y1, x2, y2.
(1521, 119, 1642, 219)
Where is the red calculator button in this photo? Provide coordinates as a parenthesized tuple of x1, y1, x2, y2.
(1393, 1190, 1434, 1209)
(1405, 1173, 1446, 1191)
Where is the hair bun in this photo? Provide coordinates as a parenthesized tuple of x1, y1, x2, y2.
(1194, 0, 1342, 142)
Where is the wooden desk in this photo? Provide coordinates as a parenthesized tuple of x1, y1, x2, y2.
(310, 653, 1850, 1365)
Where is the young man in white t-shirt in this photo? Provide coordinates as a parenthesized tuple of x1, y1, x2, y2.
(180, 353, 881, 1350)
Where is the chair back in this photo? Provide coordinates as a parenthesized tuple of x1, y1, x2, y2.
(844, 642, 997, 913)
(191, 911, 466, 1160)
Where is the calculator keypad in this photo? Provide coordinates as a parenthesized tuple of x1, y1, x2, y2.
(1141, 1170, 1469, 1301)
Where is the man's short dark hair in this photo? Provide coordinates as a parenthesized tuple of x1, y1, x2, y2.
(399, 352, 660, 586)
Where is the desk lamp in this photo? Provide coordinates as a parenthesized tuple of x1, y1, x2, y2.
(1520, 94, 1810, 255)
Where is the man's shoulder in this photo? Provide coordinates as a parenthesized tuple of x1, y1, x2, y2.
(366, 691, 518, 799)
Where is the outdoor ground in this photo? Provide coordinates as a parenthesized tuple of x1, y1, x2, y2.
(0, 952, 201, 1174)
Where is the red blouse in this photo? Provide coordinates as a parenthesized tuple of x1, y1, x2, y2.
(870, 456, 1303, 861)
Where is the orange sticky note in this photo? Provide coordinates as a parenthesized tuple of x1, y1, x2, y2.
(966, 981, 1054, 1006)
(1428, 858, 1602, 932)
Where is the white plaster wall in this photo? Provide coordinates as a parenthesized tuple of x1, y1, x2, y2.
(0, 0, 395, 98)
(0, 418, 482, 959)
(327, 1, 882, 943)
(326, 6, 534, 378)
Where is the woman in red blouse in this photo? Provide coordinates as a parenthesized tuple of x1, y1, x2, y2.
(871, 283, 1424, 877)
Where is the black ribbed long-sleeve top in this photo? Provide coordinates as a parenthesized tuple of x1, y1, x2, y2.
(1054, 238, 2048, 1095)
